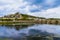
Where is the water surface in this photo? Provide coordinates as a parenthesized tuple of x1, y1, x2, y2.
(0, 24, 60, 40)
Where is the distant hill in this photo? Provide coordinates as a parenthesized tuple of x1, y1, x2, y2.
(1, 12, 46, 19)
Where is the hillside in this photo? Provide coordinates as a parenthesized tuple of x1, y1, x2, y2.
(0, 12, 60, 25)
(1, 12, 45, 19)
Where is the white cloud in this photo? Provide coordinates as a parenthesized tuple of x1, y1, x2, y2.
(0, 0, 60, 18)
(45, 0, 56, 6)
(17, 4, 42, 14)
(3, 0, 26, 9)
(0, 0, 25, 4)
(29, 6, 60, 18)
(0, 0, 28, 16)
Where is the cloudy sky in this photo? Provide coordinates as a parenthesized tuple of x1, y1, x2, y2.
(0, 0, 60, 18)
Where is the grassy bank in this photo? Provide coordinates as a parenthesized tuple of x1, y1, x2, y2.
(0, 21, 35, 25)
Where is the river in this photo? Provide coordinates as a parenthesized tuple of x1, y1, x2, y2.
(0, 24, 60, 40)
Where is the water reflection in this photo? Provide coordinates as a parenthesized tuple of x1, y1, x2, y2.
(0, 24, 35, 37)
(1, 25, 33, 30)
(28, 29, 54, 37)
(0, 24, 60, 40)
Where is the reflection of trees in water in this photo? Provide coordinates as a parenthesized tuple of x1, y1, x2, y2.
(27, 37, 49, 40)
(2, 25, 34, 30)
(15, 25, 29, 30)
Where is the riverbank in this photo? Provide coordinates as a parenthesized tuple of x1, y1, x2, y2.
(0, 19, 60, 25)
(0, 21, 36, 25)
(0, 20, 59, 25)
